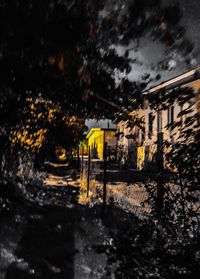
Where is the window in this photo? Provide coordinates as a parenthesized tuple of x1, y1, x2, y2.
(197, 113, 200, 126)
(135, 126, 139, 140)
(167, 106, 174, 130)
(180, 105, 183, 127)
(141, 116, 145, 144)
(148, 113, 154, 138)
(157, 110, 162, 133)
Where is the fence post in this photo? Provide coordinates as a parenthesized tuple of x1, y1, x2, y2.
(77, 146, 80, 171)
(87, 145, 91, 198)
(156, 131, 164, 214)
(103, 142, 107, 212)
(81, 147, 84, 179)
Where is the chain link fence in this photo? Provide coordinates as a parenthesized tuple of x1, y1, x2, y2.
(80, 152, 200, 238)
(80, 156, 152, 219)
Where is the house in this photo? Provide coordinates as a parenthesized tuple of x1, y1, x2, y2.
(116, 67, 200, 170)
(86, 128, 117, 161)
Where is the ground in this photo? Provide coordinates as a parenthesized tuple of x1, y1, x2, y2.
(0, 174, 109, 278)
(0, 170, 140, 279)
(1, 168, 199, 279)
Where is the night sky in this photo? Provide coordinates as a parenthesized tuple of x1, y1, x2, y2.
(113, 0, 200, 87)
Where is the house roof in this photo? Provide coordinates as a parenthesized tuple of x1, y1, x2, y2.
(144, 65, 200, 95)
(114, 66, 200, 123)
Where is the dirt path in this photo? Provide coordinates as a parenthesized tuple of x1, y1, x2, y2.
(0, 174, 111, 279)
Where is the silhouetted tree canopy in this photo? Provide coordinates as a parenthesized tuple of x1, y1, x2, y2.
(0, 1, 192, 118)
(0, 0, 196, 172)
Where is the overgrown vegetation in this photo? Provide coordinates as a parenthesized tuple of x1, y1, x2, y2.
(114, 84, 200, 278)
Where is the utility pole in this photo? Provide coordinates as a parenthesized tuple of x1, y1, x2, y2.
(107, 119, 110, 129)
(87, 145, 91, 198)
(103, 132, 107, 213)
(81, 146, 84, 179)
(77, 145, 80, 171)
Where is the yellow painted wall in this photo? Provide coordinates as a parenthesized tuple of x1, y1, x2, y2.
(88, 130, 104, 160)
(137, 146, 145, 170)
(136, 144, 177, 171)
(87, 130, 117, 160)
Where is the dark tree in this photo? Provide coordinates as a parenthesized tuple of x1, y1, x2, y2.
(0, 0, 194, 181)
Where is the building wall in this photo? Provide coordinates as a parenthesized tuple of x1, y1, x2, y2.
(117, 79, 200, 170)
(88, 130, 104, 160)
(105, 130, 117, 148)
(88, 130, 117, 161)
